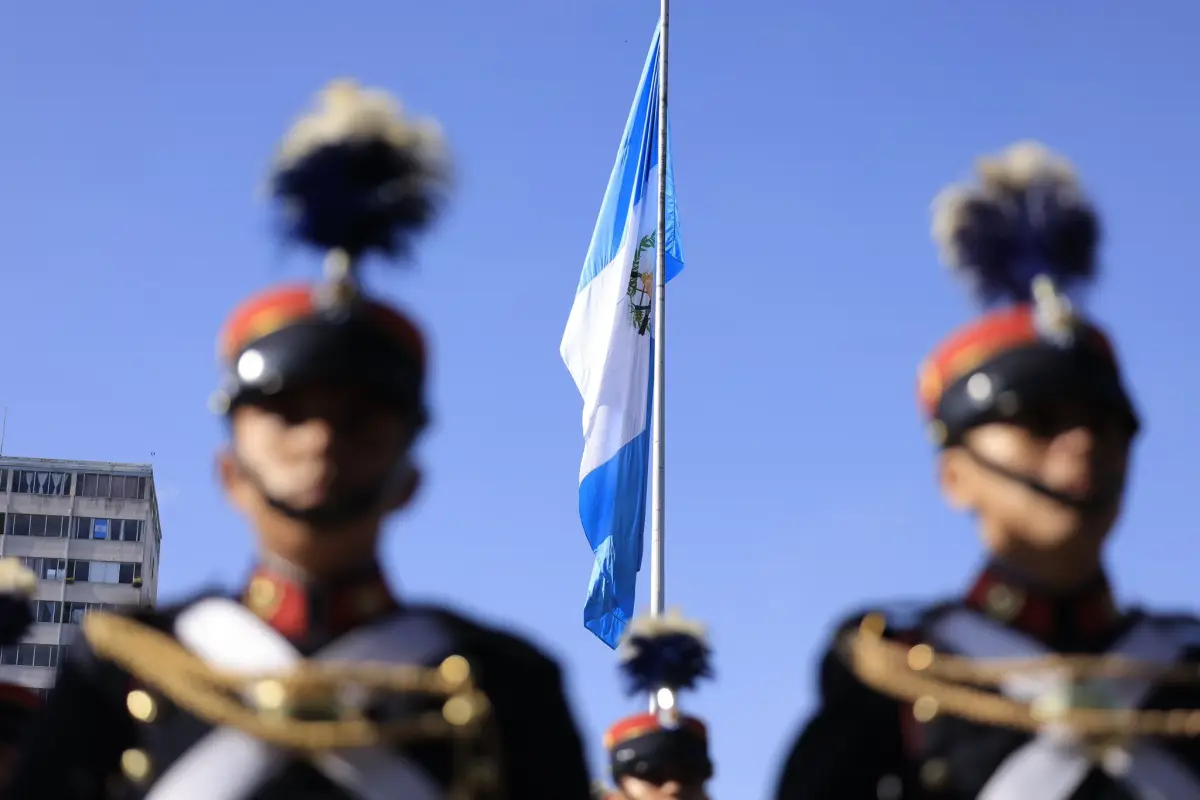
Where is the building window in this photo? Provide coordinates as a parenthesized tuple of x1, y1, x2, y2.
(69, 517, 140, 542)
(4, 514, 68, 538)
(64, 602, 86, 624)
(35, 601, 62, 624)
(33, 644, 54, 668)
(0, 644, 63, 669)
(61, 601, 118, 624)
(16, 644, 35, 666)
(73, 517, 101, 540)
(0, 469, 6, 492)
(91, 562, 120, 584)
(66, 560, 140, 585)
(21, 558, 66, 581)
(117, 519, 142, 542)
(118, 563, 142, 584)
(8, 470, 71, 496)
(76, 473, 146, 500)
(6, 514, 29, 536)
(72, 517, 91, 539)
(30, 514, 66, 538)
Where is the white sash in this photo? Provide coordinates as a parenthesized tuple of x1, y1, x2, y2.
(926, 609, 1200, 800)
(144, 597, 452, 800)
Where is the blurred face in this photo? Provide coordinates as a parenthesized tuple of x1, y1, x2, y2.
(219, 382, 420, 576)
(939, 397, 1133, 588)
(618, 776, 707, 800)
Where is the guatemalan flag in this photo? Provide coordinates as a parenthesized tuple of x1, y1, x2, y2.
(560, 21, 685, 649)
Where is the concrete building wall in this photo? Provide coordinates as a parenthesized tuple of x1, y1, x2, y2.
(0, 456, 163, 695)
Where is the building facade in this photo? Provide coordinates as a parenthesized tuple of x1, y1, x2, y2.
(0, 456, 162, 695)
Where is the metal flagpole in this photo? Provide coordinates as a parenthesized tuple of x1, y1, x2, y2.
(647, 0, 670, 713)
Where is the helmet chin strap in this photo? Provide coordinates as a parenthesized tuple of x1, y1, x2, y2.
(962, 446, 1116, 514)
(233, 453, 414, 532)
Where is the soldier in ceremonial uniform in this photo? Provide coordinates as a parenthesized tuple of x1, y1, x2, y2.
(599, 614, 714, 800)
(10, 81, 593, 800)
(0, 560, 38, 790)
(773, 143, 1200, 799)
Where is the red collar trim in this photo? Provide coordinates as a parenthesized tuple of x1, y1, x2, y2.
(241, 563, 398, 641)
(965, 565, 1120, 644)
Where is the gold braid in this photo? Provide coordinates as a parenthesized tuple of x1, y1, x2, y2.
(83, 612, 505, 799)
(846, 614, 1200, 740)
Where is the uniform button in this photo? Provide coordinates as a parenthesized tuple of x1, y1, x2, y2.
(443, 696, 477, 727)
(439, 655, 471, 688)
(121, 749, 152, 783)
(1101, 747, 1132, 777)
(921, 758, 950, 790)
(996, 390, 1021, 417)
(876, 773, 903, 799)
(126, 689, 157, 723)
(237, 349, 266, 382)
(468, 759, 500, 790)
(985, 584, 1025, 621)
(251, 679, 288, 712)
(907, 644, 935, 671)
(966, 373, 993, 404)
(246, 576, 280, 617)
(913, 696, 939, 723)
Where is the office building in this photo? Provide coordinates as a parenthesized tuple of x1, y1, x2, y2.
(0, 456, 163, 695)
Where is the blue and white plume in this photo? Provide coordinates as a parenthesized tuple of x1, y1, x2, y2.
(931, 141, 1101, 310)
(270, 80, 451, 267)
(618, 612, 712, 697)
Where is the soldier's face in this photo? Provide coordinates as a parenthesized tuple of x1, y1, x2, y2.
(939, 402, 1132, 585)
(220, 383, 420, 571)
(618, 776, 707, 800)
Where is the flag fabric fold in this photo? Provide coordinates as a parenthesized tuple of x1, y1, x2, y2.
(560, 21, 685, 649)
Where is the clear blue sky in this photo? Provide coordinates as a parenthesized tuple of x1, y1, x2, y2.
(4, 2, 1200, 796)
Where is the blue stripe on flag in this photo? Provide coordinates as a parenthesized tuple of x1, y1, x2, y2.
(580, 343, 654, 644)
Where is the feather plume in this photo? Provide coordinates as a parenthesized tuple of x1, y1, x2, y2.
(931, 141, 1101, 306)
(617, 611, 712, 696)
(270, 79, 450, 262)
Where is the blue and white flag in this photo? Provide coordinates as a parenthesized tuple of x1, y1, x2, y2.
(560, 21, 685, 649)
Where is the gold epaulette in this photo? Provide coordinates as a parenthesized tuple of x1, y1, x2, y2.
(83, 612, 505, 798)
(846, 616, 1200, 751)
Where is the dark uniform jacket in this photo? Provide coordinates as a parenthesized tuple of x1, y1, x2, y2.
(0, 588, 39, 775)
(774, 564, 1200, 800)
(8, 566, 593, 800)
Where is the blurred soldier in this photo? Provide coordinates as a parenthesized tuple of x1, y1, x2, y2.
(0, 560, 38, 790)
(10, 80, 592, 800)
(773, 142, 1200, 799)
(603, 613, 713, 800)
